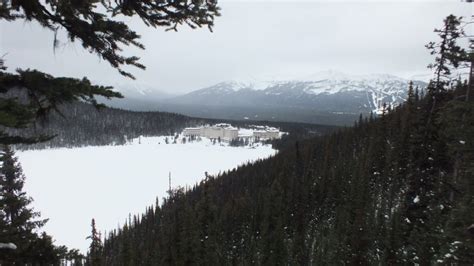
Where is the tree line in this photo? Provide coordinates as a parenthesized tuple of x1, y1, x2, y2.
(8, 102, 203, 150)
(93, 15, 474, 264)
(95, 78, 473, 265)
(5, 101, 335, 150)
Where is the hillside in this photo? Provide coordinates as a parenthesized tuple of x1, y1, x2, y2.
(10, 103, 336, 150)
(154, 71, 427, 126)
(8, 103, 199, 149)
(98, 83, 473, 264)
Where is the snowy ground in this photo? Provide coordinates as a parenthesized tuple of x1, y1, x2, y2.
(17, 136, 277, 253)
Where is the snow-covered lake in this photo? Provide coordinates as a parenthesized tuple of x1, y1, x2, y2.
(17, 136, 277, 252)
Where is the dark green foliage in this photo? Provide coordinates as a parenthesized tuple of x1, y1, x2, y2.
(94, 80, 473, 265)
(7, 102, 336, 150)
(0, 145, 61, 264)
(11, 102, 200, 149)
(88, 14, 473, 265)
(87, 218, 104, 266)
(0, 0, 220, 145)
(436, 85, 474, 264)
(426, 15, 468, 93)
(229, 137, 245, 147)
(0, 0, 219, 79)
(0, 62, 123, 145)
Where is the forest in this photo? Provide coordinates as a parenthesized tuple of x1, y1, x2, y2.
(94, 79, 473, 265)
(6, 102, 336, 151)
(88, 15, 473, 265)
(0, 1, 472, 265)
(9, 103, 201, 149)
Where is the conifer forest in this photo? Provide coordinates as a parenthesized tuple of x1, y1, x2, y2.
(0, 0, 473, 265)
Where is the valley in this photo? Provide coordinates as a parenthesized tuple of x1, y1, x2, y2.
(17, 135, 277, 252)
(0, 1, 471, 264)
(107, 71, 427, 126)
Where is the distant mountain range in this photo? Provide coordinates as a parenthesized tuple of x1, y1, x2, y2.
(98, 82, 176, 111)
(105, 71, 427, 126)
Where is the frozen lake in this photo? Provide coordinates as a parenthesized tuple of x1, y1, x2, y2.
(17, 136, 277, 252)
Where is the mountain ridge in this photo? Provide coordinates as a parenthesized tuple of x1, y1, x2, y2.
(101, 71, 427, 125)
(164, 72, 427, 118)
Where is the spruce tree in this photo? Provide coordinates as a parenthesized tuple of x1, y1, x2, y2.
(0, 0, 220, 145)
(87, 218, 103, 266)
(425, 15, 468, 122)
(426, 15, 467, 94)
(0, 145, 56, 264)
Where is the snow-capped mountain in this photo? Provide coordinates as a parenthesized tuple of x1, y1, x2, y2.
(166, 71, 426, 115)
(102, 71, 427, 125)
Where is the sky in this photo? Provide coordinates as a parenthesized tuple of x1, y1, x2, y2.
(0, 0, 471, 94)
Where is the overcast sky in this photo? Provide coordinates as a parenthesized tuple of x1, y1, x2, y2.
(0, 0, 471, 93)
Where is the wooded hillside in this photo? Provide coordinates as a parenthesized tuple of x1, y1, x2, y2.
(95, 81, 473, 264)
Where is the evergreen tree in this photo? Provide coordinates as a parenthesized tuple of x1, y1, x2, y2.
(98, 81, 473, 264)
(426, 15, 467, 94)
(425, 15, 468, 125)
(91, 14, 473, 266)
(66, 248, 86, 265)
(0, 0, 220, 145)
(87, 218, 103, 266)
(0, 145, 57, 264)
(436, 81, 474, 264)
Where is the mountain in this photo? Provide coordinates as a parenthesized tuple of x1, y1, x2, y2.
(96, 79, 473, 265)
(158, 71, 427, 126)
(97, 82, 177, 111)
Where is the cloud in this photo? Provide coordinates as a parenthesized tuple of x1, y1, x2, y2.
(0, 1, 470, 93)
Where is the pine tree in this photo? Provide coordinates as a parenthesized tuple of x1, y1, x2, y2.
(436, 81, 474, 263)
(87, 218, 103, 266)
(261, 179, 287, 265)
(95, 14, 472, 265)
(425, 15, 467, 125)
(0, 0, 220, 145)
(426, 15, 467, 94)
(0, 145, 55, 264)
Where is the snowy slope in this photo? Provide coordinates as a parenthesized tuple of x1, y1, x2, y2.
(165, 71, 426, 115)
(17, 136, 276, 253)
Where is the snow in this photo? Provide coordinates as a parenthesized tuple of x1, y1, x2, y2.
(17, 136, 277, 253)
(226, 76, 281, 91)
(298, 70, 405, 84)
(238, 128, 254, 137)
(216, 71, 415, 97)
(0, 243, 17, 250)
(212, 81, 250, 92)
(413, 195, 420, 203)
(249, 80, 277, 91)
